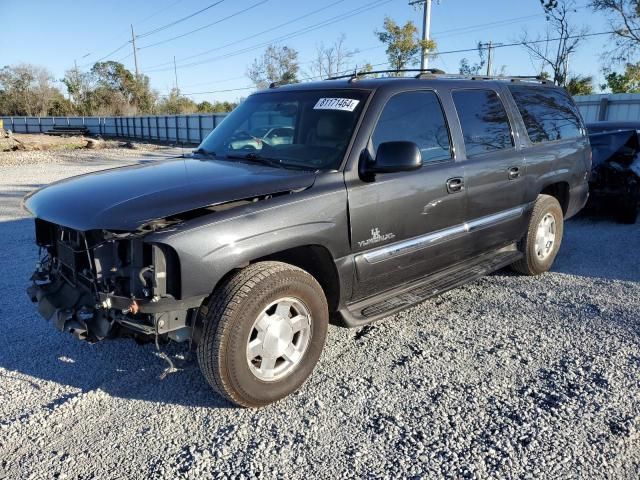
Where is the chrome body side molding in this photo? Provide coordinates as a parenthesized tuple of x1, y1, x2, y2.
(362, 206, 525, 264)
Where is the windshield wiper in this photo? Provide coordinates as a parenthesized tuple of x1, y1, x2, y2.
(226, 152, 283, 168)
(192, 148, 218, 157)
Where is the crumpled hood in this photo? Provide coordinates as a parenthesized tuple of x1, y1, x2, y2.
(23, 157, 317, 231)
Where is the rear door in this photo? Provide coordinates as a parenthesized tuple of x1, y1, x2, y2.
(347, 89, 468, 299)
(450, 88, 528, 257)
(506, 84, 590, 209)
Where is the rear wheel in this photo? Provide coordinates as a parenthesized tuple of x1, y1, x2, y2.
(511, 194, 564, 276)
(197, 261, 328, 407)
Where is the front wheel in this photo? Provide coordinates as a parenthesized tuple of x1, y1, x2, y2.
(511, 194, 564, 276)
(197, 261, 328, 407)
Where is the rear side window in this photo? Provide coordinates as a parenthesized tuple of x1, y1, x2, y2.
(371, 90, 451, 163)
(452, 89, 514, 158)
(508, 85, 583, 143)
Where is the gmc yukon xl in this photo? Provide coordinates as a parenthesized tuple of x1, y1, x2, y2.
(25, 71, 591, 407)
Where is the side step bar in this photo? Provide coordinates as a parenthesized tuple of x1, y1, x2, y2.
(338, 245, 523, 327)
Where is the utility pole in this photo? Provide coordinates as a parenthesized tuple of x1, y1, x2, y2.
(409, 0, 433, 70)
(131, 24, 140, 78)
(479, 41, 502, 76)
(173, 56, 179, 95)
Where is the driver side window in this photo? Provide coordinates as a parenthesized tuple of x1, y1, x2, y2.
(371, 90, 452, 164)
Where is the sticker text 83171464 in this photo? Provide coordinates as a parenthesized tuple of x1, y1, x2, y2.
(313, 98, 360, 112)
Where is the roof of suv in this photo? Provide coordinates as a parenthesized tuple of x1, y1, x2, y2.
(260, 74, 560, 94)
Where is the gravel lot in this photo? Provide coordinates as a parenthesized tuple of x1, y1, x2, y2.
(0, 146, 639, 479)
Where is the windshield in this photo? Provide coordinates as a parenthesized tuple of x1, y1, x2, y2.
(196, 89, 369, 170)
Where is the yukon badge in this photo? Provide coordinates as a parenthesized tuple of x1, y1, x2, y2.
(357, 227, 396, 248)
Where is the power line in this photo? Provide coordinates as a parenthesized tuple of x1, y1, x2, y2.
(136, 0, 186, 25)
(136, 0, 226, 39)
(138, 0, 269, 50)
(76, 0, 187, 66)
(81, 41, 130, 67)
(144, 0, 347, 70)
(171, 28, 630, 98)
(434, 14, 543, 38)
(145, 0, 392, 73)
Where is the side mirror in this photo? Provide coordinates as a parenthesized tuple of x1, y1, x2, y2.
(368, 141, 422, 174)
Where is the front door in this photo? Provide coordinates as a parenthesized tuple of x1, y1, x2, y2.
(347, 90, 468, 300)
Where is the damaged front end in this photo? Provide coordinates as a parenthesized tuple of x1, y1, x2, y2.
(26, 219, 201, 343)
(588, 129, 640, 223)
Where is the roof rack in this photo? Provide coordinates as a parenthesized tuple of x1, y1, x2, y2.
(325, 69, 550, 84)
(327, 68, 446, 81)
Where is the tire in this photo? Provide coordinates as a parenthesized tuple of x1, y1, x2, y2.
(511, 194, 564, 276)
(197, 261, 328, 407)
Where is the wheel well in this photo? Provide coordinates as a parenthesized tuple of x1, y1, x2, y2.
(255, 245, 340, 312)
(541, 182, 570, 215)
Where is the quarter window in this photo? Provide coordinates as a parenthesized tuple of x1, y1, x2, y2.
(508, 85, 583, 143)
(452, 89, 514, 158)
(371, 90, 452, 163)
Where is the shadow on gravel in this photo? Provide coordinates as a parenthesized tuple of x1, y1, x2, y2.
(0, 218, 233, 409)
(551, 213, 640, 283)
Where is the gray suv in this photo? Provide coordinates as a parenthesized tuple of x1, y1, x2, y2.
(25, 72, 591, 407)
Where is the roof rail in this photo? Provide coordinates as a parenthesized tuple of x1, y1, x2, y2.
(470, 75, 551, 84)
(326, 68, 446, 82)
(325, 69, 551, 84)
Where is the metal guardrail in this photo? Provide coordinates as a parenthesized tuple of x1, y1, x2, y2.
(0, 114, 228, 144)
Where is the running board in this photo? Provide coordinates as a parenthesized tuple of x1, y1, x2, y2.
(339, 245, 522, 327)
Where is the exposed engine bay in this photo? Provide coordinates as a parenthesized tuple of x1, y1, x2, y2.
(27, 218, 200, 343)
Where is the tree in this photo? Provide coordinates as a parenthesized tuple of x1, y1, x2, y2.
(375, 17, 436, 72)
(601, 62, 640, 92)
(590, 0, 640, 62)
(156, 88, 197, 114)
(247, 45, 299, 89)
(566, 74, 594, 95)
(62, 67, 93, 115)
(520, 0, 588, 86)
(459, 42, 508, 76)
(89, 61, 156, 115)
(196, 100, 237, 113)
(308, 34, 356, 79)
(459, 42, 487, 75)
(0, 64, 61, 116)
(47, 92, 76, 116)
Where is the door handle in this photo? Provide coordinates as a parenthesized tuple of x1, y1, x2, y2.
(446, 177, 465, 194)
(508, 167, 521, 180)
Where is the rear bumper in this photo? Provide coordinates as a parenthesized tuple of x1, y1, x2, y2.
(565, 180, 589, 219)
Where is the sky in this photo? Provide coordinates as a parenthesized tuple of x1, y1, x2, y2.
(2, 0, 615, 104)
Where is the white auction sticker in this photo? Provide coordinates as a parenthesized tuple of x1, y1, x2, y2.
(313, 98, 360, 112)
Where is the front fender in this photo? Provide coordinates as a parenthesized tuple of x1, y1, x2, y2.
(148, 176, 349, 299)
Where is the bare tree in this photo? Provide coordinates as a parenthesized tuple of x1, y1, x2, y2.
(519, 0, 588, 86)
(590, 0, 640, 62)
(0, 64, 60, 116)
(307, 34, 356, 79)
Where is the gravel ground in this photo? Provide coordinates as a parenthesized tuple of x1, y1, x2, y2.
(0, 147, 639, 479)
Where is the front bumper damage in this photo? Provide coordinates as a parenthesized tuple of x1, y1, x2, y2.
(26, 275, 203, 343)
(26, 220, 203, 343)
